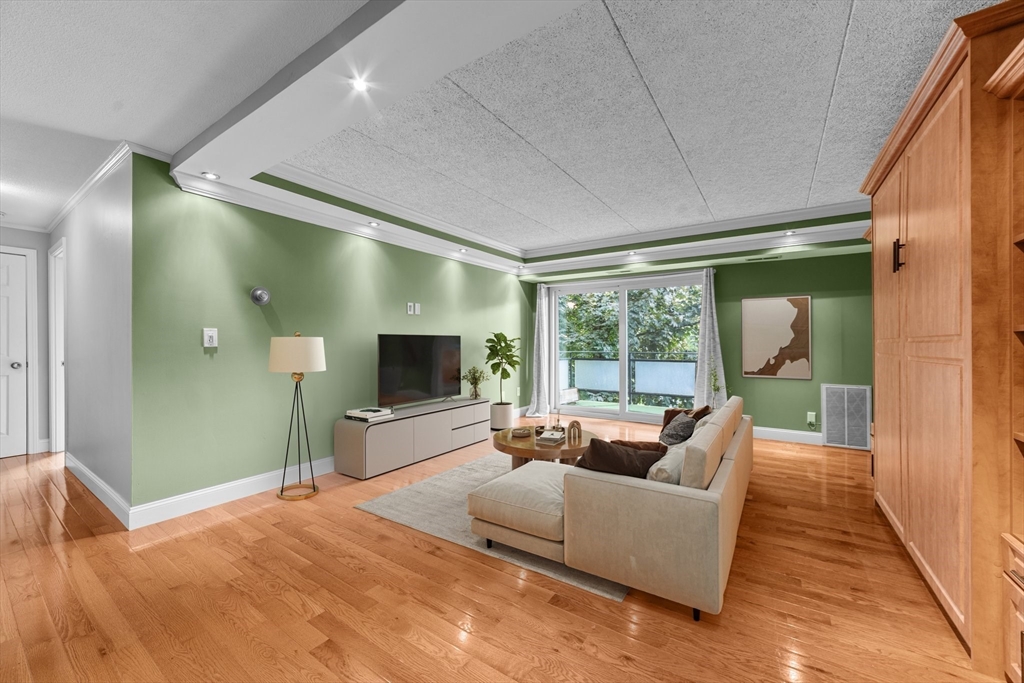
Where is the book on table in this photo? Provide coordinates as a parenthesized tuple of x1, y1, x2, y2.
(537, 430, 566, 445)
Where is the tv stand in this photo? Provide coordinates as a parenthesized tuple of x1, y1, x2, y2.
(334, 398, 490, 479)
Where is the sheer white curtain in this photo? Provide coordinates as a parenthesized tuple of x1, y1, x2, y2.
(694, 268, 727, 410)
(526, 284, 550, 417)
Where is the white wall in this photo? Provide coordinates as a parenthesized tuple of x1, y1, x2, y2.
(49, 154, 133, 503)
(0, 226, 49, 444)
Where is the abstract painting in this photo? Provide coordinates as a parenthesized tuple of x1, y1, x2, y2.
(741, 296, 812, 379)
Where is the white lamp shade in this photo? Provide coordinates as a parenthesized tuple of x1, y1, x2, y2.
(269, 336, 326, 373)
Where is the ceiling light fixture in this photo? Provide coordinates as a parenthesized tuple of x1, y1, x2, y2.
(367, 221, 379, 227)
(351, 77, 369, 92)
(459, 248, 468, 253)
(517, 265, 524, 269)
(784, 230, 797, 236)
(628, 251, 637, 255)
(201, 171, 220, 180)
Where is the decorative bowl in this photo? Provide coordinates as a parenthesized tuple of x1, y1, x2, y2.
(511, 427, 532, 438)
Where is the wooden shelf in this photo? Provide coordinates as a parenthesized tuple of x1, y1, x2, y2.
(1015, 231, 1024, 247)
(1016, 325, 1024, 335)
(1016, 432, 1024, 445)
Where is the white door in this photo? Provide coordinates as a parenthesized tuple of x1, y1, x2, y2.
(0, 253, 28, 458)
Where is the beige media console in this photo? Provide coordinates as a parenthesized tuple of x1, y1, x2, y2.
(334, 398, 491, 479)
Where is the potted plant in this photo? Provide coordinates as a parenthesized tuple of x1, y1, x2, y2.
(461, 366, 489, 400)
(485, 332, 520, 429)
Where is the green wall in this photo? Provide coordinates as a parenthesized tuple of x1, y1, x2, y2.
(715, 253, 872, 433)
(131, 155, 535, 505)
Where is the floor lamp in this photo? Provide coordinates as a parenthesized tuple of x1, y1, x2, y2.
(269, 332, 326, 500)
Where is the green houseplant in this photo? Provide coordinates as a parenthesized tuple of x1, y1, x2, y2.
(484, 332, 521, 429)
(461, 366, 489, 400)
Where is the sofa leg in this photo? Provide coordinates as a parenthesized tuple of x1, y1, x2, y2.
(486, 539, 493, 549)
(692, 608, 700, 622)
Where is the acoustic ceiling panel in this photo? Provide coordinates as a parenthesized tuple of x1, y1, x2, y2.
(290, 128, 565, 248)
(807, 0, 994, 207)
(606, 0, 851, 220)
(446, 0, 713, 235)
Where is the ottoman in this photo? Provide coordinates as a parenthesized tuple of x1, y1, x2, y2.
(467, 460, 573, 563)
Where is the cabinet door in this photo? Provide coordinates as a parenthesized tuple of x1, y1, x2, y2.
(872, 164, 904, 536)
(365, 420, 415, 478)
(1007, 576, 1024, 683)
(901, 67, 970, 640)
(414, 411, 452, 462)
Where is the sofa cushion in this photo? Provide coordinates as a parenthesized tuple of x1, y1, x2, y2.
(708, 396, 744, 440)
(647, 421, 726, 489)
(467, 461, 571, 542)
(576, 439, 664, 479)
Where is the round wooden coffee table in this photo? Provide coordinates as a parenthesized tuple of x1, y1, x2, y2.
(493, 428, 596, 470)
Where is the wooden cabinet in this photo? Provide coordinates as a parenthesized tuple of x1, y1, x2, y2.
(862, 3, 1023, 675)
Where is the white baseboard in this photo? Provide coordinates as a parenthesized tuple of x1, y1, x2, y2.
(516, 406, 529, 417)
(753, 426, 824, 446)
(65, 452, 132, 528)
(65, 452, 334, 530)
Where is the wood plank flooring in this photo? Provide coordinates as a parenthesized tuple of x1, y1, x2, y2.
(0, 415, 995, 682)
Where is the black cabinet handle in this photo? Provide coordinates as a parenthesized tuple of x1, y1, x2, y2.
(892, 239, 906, 273)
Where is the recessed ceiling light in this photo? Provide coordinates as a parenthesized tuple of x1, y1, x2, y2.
(628, 251, 637, 255)
(351, 78, 369, 92)
(459, 248, 468, 253)
(201, 171, 220, 180)
(784, 230, 797, 236)
(367, 221, 379, 227)
(517, 265, 524, 269)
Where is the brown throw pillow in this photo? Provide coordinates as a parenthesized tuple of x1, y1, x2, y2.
(576, 439, 665, 479)
(687, 405, 712, 422)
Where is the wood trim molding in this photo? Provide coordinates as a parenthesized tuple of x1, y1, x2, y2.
(984, 37, 1024, 99)
(860, 23, 969, 195)
(953, 0, 1024, 38)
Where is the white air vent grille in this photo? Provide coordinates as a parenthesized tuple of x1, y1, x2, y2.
(821, 384, 871, 450)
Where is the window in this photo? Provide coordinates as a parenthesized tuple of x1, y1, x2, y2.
(551, 272, 702, 423)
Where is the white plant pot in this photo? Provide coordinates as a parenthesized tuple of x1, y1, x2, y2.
(490, 403, 515, 430)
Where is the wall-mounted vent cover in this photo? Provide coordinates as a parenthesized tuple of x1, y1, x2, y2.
(821, 384, 871, 450)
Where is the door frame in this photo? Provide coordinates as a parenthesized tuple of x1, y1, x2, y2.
(549, 270, 704, 425)
(48, 238, 66, 453)
(0, 245, 41, 454)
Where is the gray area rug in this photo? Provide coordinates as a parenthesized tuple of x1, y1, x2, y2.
(355, 452, 629, 601)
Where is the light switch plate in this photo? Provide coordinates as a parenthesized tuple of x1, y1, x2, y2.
(414, 303, 421, 315)
(407, 302, 414, 315)
(203, 328, 218, 348)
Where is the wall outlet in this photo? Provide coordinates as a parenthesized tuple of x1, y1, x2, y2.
(414, 303, 421, 315)
(203, 328, 218, 348)
(806, 411, 816, 424)
(407, 302, 414, 315)
(516, 387, 520, 397)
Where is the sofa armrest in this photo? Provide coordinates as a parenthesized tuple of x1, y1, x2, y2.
(562, 464, 733, 614)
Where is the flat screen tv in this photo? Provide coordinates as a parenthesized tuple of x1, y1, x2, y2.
(378, 334, 461, 407)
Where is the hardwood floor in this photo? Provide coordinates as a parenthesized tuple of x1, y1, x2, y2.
(0, 415, 994, 683)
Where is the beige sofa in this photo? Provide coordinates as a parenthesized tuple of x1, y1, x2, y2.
(468, 396, 753, 620)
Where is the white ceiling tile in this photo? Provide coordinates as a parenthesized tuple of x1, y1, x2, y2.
(290, 129, 568, 248)
(448, 0, 713, 234)
(606, 0, 852, 219)
(808, 0, 996, 206)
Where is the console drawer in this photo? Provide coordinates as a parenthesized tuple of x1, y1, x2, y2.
(452, 425, 475, 450)
(452, 406, 475, 429)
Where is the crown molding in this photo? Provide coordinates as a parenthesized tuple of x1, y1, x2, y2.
(523, 200, 870, 259)
(953, 0, 1024, 38)
(173, 170, 524, 274)
(0, 220, 49, 234)
(125, 141, 172, 163)
(521, 220, 870, 275)
(270, 162, 527, 257)
(44, 141, 133, 233)
(984, 36, 1024, 99)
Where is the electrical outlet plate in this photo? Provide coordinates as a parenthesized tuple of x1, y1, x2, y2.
(407, 302, 414, 315)
(414, 303, 421, 315)
(203, 328, 218, 348)
(807, 411, 816, 424)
